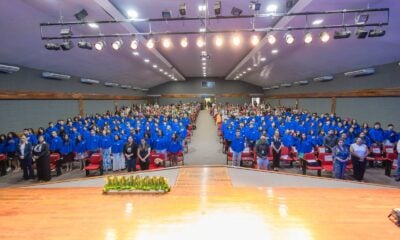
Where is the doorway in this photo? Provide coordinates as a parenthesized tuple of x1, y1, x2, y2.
(251, 97, 261, 106)
(203, 97, 215, 109)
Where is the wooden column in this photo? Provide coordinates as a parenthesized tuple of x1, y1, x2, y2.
(331, 97, 336, 114)
(78, 99, 84, 116)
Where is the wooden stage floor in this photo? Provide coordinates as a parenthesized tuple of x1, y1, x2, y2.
(0, 167, 399, 240)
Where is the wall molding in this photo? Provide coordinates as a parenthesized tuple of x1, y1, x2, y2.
(160, 93, 252, 98)
(0, 90, 147, 100)
(264, 87, 400, 99)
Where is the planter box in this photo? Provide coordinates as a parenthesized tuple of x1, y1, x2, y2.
(103, 189, 168, 194)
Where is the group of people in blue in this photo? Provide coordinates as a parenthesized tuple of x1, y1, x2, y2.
(218, 104, 400, 181)
(0, 104, 198, 181)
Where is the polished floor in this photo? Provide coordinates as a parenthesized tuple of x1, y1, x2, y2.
(0, 166, 399, 240)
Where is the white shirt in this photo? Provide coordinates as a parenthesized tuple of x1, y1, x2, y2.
(351, 143, 367, 157)
(397, 140, 400, 154)
(20, 143, 26, 155)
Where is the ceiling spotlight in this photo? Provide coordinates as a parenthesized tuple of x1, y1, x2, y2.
(162, 10, 172, 19)
(260, 57, 266, 62)
(179, 3, 187, 16)
(202, 62, 206, 66)
(247, 67, 252, 71)
(284, 32, 295, 44)
(95, 40, 105, 51)
(153, 64, 158, 68)
(266, 4, 278, 12)
(355, 28, 368, 39)
(368, 28, 386, 37)
(250, 35, 260, 46)
(60, 28, 73, 37)
(215, 36, 224, 47)
(132, 51, 139, 56)
(60, 40, 74, 51)
(232, 35, 241, 46)
(199, 27, 206, 32)
(146, 38, 155, 49)
(159, 69, 164, 72)
(334, 29, 351, 39)
(180, 37, 188, 48)
(164, 72, 168, 75)
(304, 32, 313, 44)
(198, 4, 206, 12)
(112, 39, 123, 50)
(202, 66, 206, 69)
(250, 1, 261, 11)
(130, 39, 138, 50)
(312, 19, 324, 25)
(162, 38, 172, 48)
(196, 37, 205, 48)
(231, 7, 243, 16)
(320, 31, 330, 43)
(243, 71, 247, 74)
(271, 49, 278, 54)
(88, 23, 99, 29)
(144, 58, 150, 63)
(74, 9, 88, 21)
(127, 10, 138, 19)
(214, 1, 222, 15)
(201, 57, 207, 61)
(78, 40, 92, 50)
(45, 42, 60, 51)
(355, 14, 369, 25)
(267, 34, 276, 45)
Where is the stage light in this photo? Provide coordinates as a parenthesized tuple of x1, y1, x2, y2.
(231, 7, 243, 16)
(243, 71, 247, 74)
(260, 57, 266, 62)
(130, 39, 138, 50)
(198, 4, 206, 12)
(78, 40, 92, 50)
(250, 35, 260, 46)
(112, 39, 123, 50)
(159, 69, 164, 72)
(355, 14, 369, 25)
(146, 38, 155, 48)
(284, 32, 294, 44)
(215, 36, 224, 47)
(202, 62, 206, 66)
(334, 29, 351, 39)
(201, 57, 207, 61)
(232, 35, 241, 46)
(164, 72, 168, 75)
(88, 23, 99, 29)
(368, 28, 386, 37)
(247, 67, 252, 71)
(162, 38, 172, 48)
(199, 27, 206, 32)
(320, 31, 330, 43)
(355, 28, 368, 39)
(144, 58, 150, 63)
(214, 1, 221, 15)
(60, 40, 74, 51)
(74, 9, 88, 21)
(45, 42, 60, 51)
(127, 10, 138, 19)
(266, 4, 277, 12)
(267, 34, 276, 45)
(312, 19, 323, 25)
(304, 32, 313, 44)
(162, 10, 172, 19)
(153, 64, 158, 68)
(132, 51, 139, 56)
(196, 37, 205, 48)
(94, 40, 105, 51)
(250, 1, 261, 11)
(271, 49, 278, 54)
(180, 37, 188, 48)
(179, 3, 187, 16)
(202, 66, 206, 69)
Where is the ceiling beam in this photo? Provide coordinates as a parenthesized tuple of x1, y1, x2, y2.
(225, 0, 313, 81)
(94, 0, 185, 81)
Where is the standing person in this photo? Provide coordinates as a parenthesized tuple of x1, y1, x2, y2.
(167, 133, 183, 166)
(369, 122, 384, 146)
(271, 131, 282, 171)
(6, 132, 19, 172)
(16, 135, 34, 180)
(86, 129, 100, 156)
(350, 137, 369, 182)
(230, 131, 245, 167)
(396, 139, 400, 182)
(152, 130, 167, 160)
(74, 135, 87, 170)
(32, 135, 51, 182)
(124, 136, 137, 172)
(323, 129, 338, 153)
(333, 138, 350, 179)
(100, 130, 112, 172)
(111, 135, 124, 171)
(255, 136, 269, 170)
(0, 134, 7, 175)
(60, 134, 74, 172)
(49, 131, 62, 153)
(137, 138, 151, 170)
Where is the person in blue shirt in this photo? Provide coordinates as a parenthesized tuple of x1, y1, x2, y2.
(49, 131, 62, 153)
(86, 130, 100, 155)
(6, 132, 19, 171)
(111, 134, 125, 171)
(46, 122, 57, 135)
(152, 130, 167, 160)
(230, 131, 245, 167)
(296, 133, 313, 159)
(0, 134, 7, 175)
(368, 122, 384, 146)
(245, 122, 260, 150)
(60, 134, 75, 173)
(359, 132, 371, 148)
(223, 124, 235, 153)
(74, 135, 87, 170)
(333, 138, 350, 179)
(167, 133, 183, 166)
(23, 129, 37, 146)
(384, 124, 398, 144)
(99, 130, 112, 172)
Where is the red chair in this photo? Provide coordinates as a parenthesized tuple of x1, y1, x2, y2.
(241, 148, 255, 168)
(0, 154, 7, 176)
(318, 152, 334, 172)
(367, 145, 386, 167)
(186, 132, 191, 143)
(384, 152, 398, 177)
(279, 146, 295, 166)
(167, 151, 184, 167)
(150, 152, 166, 167)
(317, 146, 326, 154)
(226, 149, 233, 165)
(301, 152, 322, 176)
(84, 153, 103, 176)
(49, 153, 60, 174)
(183, 140, 189, 153)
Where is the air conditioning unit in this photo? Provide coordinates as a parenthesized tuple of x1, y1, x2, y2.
(0, 64, 20, 73)
(281, 83, 292, 87)
(80, 78, 100, 84)
(344, 68, 375, 77)
(104, 82, 119, 87)
(271, 85, 280, 89)
(141, 88, 149, 92)
(298, 80, 309, 85)
(313, 75, 334, 82)
(263, 87, 271, 90)
(42, 72, 71, 80)
(120, 84, 132, 89)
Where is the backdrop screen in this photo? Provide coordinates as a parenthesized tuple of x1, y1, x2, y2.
(201, 80, 215, 88)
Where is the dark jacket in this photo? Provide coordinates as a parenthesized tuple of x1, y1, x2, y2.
(16, 142, 32, 161)
(256, 142, 269, 158)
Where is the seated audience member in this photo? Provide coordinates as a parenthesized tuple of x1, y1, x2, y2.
(255, 136, 269, 170)
(32, 135, 51, 182)
(230, 130, 245, 167)
(124, 136, 137, 172)
(74, 135, 87, 170)
(271, 131, 282, 171)
(333, 138, 350, 179)
(323, 129, 338, 153)
(111, 135, 124, 171)
(368, 122, 384, 146)
(167, 133, 182, 166)
(60, 134, 74, 172)
(384, 124, 397, 145)
(137, 138, 151, 170)
(16, 135, 34, 180)
(350, 137, 369, 182)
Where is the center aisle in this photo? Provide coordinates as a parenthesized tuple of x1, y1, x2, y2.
(185, 110, 226, 165)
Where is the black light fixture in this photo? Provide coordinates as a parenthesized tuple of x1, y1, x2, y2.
(334, 29, 351, 39)
(355, 28, 368, 39)
(249, 1, 261, 11)
(355, 14, 369, 25)
(179, 3, 186, 16)
(60, 40, 74, 51)
(214, 1, 222, 16)
(162, 10, 172, 19)
(45, 42, 61, 50)
(231, 7, 243, 16)
(368, 28, 386, 37)
(78, 40, 92, 50)
(74, 9, 88, 21)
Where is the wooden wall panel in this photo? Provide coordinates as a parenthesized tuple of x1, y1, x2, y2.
(0, 90, 147, 100)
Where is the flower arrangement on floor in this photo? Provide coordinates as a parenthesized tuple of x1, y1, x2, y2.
(103, 175, 171, 193)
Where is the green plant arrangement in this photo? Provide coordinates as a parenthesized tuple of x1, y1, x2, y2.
(102, 175, 171, 194)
